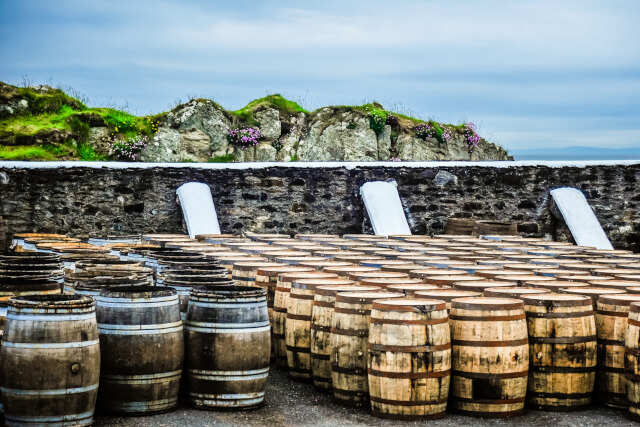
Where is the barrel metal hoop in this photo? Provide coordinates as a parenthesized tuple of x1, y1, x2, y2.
(529, 335, 597, 344)
(99, 324, 182, 335)
(4, 410, 94, 423)
(187, 367, 269, 381)
(370, 395, 448, 405)
(186, 320, 269, 329)
(97, 295, 178, 304)
(332, 387, 368, 396)
(368, 368, 450, 379)
(451, 370, 529, 379)
(334, 308, 371, 315)
(188, 391, 265, 399)
(453, 396, 526, 404)
(273, 307, 288, 313)
(6, 313, 95, 322)
(286, 345, 311, 353)
(370, 318, 449, 326)
(330, 327, 368, 337)
(2, 339, 99, 349)
(310, 324, 331, 332)
(185, 325, 270, 334)
(449, 314, 525, 322)
(331, 365, 366, 375)
(231, 276, 256, 282)
(529, 365, 596, 373)
(527, 391, 593, 399)
(101, 369, 182, 383)
(189, 300, 266, 309)
(597, 338, 625, 346)
(310, 353, 331, 360)
(286, 313, 311, 321)
(1, 383, 98, 395)
(625, 347, 640, 357)
(597, 366, 625, 374)
(290, 294, 316, 300)
(98, 321, 182, 331)
(368, 343, 451, 353)
(452, 338, 528, 347)
(312, 301, 334, 308)
(107, 398, 178, 411)
(596, 310, 630, 317)
(629, 318, 640, 327)
(526, 311, 594, 319)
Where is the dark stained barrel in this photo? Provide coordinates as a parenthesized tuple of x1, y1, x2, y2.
(96, 286, 184, 414)
(186, 285, 270, 410)
(0, 294, 100, 426)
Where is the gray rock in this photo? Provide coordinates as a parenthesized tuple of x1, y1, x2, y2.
(178, 129, 211, 161)
(166, 100, 231, 157)
(434, 170, 458, 186)
(255, 143, 277, 162)
(87, 127, 111, 153)
(298, 110, 377, 161)
(377, 125, 391, 160)
(141, 129, 181, 162)
(396, 134, 441, 161)
(0, 172, 9, 185)
(255, 108, 281, 140)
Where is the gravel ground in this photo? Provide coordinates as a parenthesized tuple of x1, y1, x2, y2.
(95, 364, 631, 427)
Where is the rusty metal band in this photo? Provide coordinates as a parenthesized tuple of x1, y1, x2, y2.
(526, 311, 594, 319)
(368, 343, 451, 353)
(596, 310, 629, 317)
(529, 365, 596, 373)
(332, 387, 368, 396)
(368, 369, 450, 379)
(451, 301, 523, 311)
(528, 335, 597, 344)
(449, 314, 526, 321)
(370, 317, 449, 326)
(452, 338, 529, 347)
(626, 347, 640, 357)
(629, 318, 640, 327)
(310, 324, 331, 332)
(312, 300, 334, 308)
(371, 409, 446, 421)
(369, 395, 448, 406)
(310, 352, 330, 360)
(290, 294, 315, 300)
(231, 275, 256, 282)
(373, 302, 447, 312)
(333, 307, 371, 315)
(275, 287, 291, 293)
(331, 365, 367, 375)
(597, 338, 624, 346)
(527, 391, 593, 399)
(330, 327, 368, 337)
(286, 313, 311, 321)
(597, 366, 625, 374)
(273, 306, 287, 313)
(451, 370, 528, 379)
(453, 396, 526, 404)
(452, 408, 524, 418)
(286, 345, 311, 353)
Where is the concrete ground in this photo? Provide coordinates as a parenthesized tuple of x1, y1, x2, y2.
(95, 365, 631, 427)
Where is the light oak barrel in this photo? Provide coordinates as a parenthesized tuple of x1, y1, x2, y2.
(525, 281, 590, 293)
(231, 262, 281, 287)
(595, 294, 640, 408)
(0, 295, 100, 427)
(310, 285, 379, 392)
(625, 302, 640, 422)
(185, 285, 270, 410)
(347, 271, 409, 285)
(286, 279, 354, 382)
(522, 294, 597, 411)
(413, 289, 481, 312)
(331, 291, 404, 407)
(360, 278, 423, 290)
(483, 286, 551, 299)
(558, 287, 626, 310)
(449, 297, 529, 418)
(452, 280, 518, 294)
(367, 298, 451, 420)
(385, 284, 441, 297)
(272, 271, 338, 368)
(297, 261, 353, 271)
(422, 275, 482, 287)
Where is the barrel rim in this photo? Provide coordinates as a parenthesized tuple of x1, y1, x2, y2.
(451, 297, 524, 310)
(100, 285, 177, 298)
(371, 298, 447, 312)
(315, 285, 380, 296)
(9, 294, 94, 308)
(521, 293, 592, 307)
(335, 291, 405, 303)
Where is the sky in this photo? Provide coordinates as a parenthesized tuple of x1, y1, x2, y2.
(1, 0, 639, 153)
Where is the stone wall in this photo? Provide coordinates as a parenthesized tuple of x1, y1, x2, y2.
(1, 161, 639, 251)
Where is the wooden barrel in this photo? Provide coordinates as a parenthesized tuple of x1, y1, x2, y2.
(595, 294, 640, 408)
(474, 220, 518, 236)
(483, 286, 551, 299)
(591, 280, 640, 291)
(452, 280, 517, 293)
(522, 294, 597, 411)
(347, 271, 408, 284)
(162, 277, 233, 321)
(625, 302, 640, 421)
(216, 255, 266, 274)
(273, 272, 337, 368)
(368, 298, 451, 420)
(413, 289, 481, 311)
(310, 285, 380, 392)
(494, 274, 550, 286)
(423, 275, 482, 287)
(324, 265, 380, 277)
(385, 283, 441, 297)
(526, 280, 589, 292)
(186, 285, 270, 410)
(445, 218, 477, 235)
(231, 262, 281, 286)
(0, 295, 100, 426)
(330, 291, 405, 407)
(96, 286, 183, 414)
(286, 278, 354, 382)
(449, 297, 529, 418)
(360, 278, 422, 289)
(559, 287, 626, 309)
(298, 260, 353, 271)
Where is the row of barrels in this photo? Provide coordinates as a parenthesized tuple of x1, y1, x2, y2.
(0, 284, 270, 425)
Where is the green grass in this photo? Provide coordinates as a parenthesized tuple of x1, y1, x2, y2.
(77, 143, 105, 161)
(0, 144, 71, 160)
(208, 153, 237, 163)
(231, 94, 308, 126)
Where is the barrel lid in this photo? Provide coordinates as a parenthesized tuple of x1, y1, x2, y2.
(256, 266, 313, 277)
(454, 281, 517, 290)
(413, 289, 481, 301)
(218, 256, 267, 264)
(233, 262, 280, 271)
(9, 294, 94, 309)
(278, 272, 338, 282)
(386, 284, 441, 291)
(292, 278, 354, 289)
(522, 293, 592, 307)
(560, 287, 625, 297)
(324, 265, 379, 274)
(100, 285, 176, 298)
(451, 297, 524, 311)
(372, 298, 446, 312)
(363, 260, 416, 266)
(315, 285, 380, 296)
(526, 281, 589, 289)
(191, 285, 267, 298)
(335, 291, 404, 304)
(348, 271, 409, 281)
(557, 275, 612, 281)
(297, 261, 353, 269)
(361, 278, 422, 286)
(599, 294, 640, 306)
(265, 251, 312, 258)
(380, 264, 427, 273)
(409, 269, 470, 277)
(590, 280, 640, 289)
(483, 287, 551, 298)
(495, 274, 550, 282)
